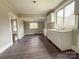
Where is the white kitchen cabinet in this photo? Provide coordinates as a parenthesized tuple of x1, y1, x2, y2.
(47, 13, 55, 23)
(73, 29, 79, 47)
(72, 29, 79, 53)
(46, 29, 72, 51)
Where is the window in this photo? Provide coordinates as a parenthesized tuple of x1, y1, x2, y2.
(57, 9, 64, 28)
(64, 2, 75, 28)
(56, 1, 75, 29)
(12, 20, 17, 31)
(29, 23, 38, 29)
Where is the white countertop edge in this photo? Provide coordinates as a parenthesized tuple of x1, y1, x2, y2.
(47, 29, 72, 32)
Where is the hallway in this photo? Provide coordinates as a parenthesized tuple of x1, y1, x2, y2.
(0, 35, 78, 59)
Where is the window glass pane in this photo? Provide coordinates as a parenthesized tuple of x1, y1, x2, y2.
(13, 21, 17, 31)
(29, 23, 38, 29)
(64, 2, 75, 28)
(57, 9, 64, 28)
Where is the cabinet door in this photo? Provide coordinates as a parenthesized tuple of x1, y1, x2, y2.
(75, 0, 79, 15)
(72, 30, 78, 46)
(47, 14, 51, 23)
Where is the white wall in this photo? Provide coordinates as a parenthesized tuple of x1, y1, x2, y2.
(24, 21, 44, 35)
(0, 0, 13, 54)
(17, 18, 24, 39)
(19, 14, 46, 22)
(19, 14, 46, 35)
(0, 0, 24, 54)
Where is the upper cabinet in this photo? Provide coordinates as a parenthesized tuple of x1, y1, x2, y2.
(46, 13, 55, 29)
(47, 13, 55, 23)
(75, 0, 79, 15)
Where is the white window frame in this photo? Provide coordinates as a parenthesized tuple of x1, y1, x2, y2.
(56, 1, 76, 29)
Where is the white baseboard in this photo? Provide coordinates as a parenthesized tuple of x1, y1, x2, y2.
(0, 42, 13, 54)
(18, 35, 24, 39)
(24, 33, 43, 35)
(72, 46, 79, 53)
(24, 33, 35, 35)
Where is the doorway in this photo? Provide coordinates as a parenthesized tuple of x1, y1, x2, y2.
(11, 19, 18, 43)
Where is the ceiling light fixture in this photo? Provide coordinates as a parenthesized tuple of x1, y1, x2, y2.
(33, 1, 36, 3)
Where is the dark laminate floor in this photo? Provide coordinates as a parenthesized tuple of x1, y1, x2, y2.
(0, 34, 79, 59)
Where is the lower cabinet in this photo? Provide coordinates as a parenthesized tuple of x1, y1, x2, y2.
(46, 29, 72, 51)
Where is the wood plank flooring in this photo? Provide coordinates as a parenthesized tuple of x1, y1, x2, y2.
(0, 34, 79, 59)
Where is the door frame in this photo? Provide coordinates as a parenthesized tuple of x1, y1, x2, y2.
(9, 12, 18, 43)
